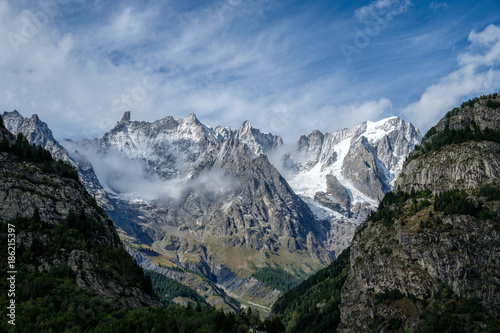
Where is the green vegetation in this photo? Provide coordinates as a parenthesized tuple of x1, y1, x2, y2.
(460, 93, 499, 108)
(5, 210, 154, 294)
(410, 122, 500, 166)
(434, 189, 479, 216)
(486, 99, 500, 108)
(434, 189, 499, 222)
(0, 132, 78, 180)
(367, 189, 433, 228)
(418, 283, 500, 332)
(374, 289, 406, 303)
(146, 270, 206, 306)
(478, 183, 500, 201)
(0, 211, 152, 332)
(0, 262, 258, 333)
(272, 248, 350, 333)
(0, 211, 286, 332)
(368, 185, 500, 232)
(251, 266, 301, 293)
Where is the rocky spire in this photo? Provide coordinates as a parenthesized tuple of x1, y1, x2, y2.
(120, 111, 131, 123)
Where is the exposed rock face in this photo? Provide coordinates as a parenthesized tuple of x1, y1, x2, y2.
(339, 211, 500, 332)
(432, 99, 500, 133)
(120, 110, 131, 122)
(68, 250, 159, 308)
(396, 140, 500, 194)
(326, 175, 350, 207)
(3, 110, 68, 161)
(0, 123, 160, 309)
(338, 95, 500, 332)
(342, 136, 390, 201)
(395, 96, 500, 195)
(2, 110, 112, 210)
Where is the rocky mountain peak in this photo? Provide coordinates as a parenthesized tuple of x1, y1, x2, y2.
(2, 110, 68, 162)
(182, 112, 202, 127)
(396, 93, 500, 194)
(288, 116, 421, 210)
(240, 119, 252, 130)
(120, 111, 131, 122)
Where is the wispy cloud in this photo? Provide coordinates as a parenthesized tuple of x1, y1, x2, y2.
(429, 2, 448, 10)
(403, 24, 500, 131)
(355, 0, 411, 22)
(65, 140, 235, 202)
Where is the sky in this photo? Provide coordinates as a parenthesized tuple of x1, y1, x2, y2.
(0, 0, 499, 143)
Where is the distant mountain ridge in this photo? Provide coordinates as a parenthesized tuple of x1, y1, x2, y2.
(71, 112, 331, 311)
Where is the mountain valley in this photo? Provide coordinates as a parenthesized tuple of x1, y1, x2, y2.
(2, 109, 421, 312)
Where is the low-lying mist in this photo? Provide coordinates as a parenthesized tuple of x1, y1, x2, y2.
(63, 140, 235, 203)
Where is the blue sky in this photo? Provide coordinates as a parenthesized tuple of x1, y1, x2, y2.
(0, 0, 499, 142)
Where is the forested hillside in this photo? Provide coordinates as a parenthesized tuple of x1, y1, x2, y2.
(272, 248, 350, 333)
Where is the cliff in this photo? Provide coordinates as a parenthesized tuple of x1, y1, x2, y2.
(339, 93, 500, 332)
(274, 93, 500, 333)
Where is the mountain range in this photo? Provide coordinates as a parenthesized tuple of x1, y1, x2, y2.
(2, 109, 421, 311)
(2, 93, 499, 333)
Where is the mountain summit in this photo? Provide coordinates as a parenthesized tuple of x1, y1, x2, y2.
(284, 116, 421, 255)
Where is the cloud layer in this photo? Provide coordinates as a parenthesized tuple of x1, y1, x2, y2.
(0, 0, 499, 142)
(65, 140, 235, 202)
(403, 24, 500, 130)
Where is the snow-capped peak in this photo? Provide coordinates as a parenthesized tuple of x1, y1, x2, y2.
(286, 116, 422, 224)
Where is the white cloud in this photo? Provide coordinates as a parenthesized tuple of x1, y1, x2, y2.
(100, 6, 158, 46)
(403, 24, 500, 131)
(331, 98, 393, 130)
(0, 1, 389, 144)
(355, 0, 411, 22)
(459, 24, 500, 67)
(64, 140, 235, 202)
